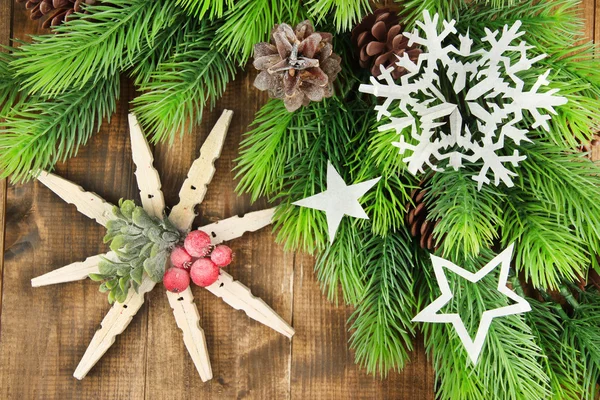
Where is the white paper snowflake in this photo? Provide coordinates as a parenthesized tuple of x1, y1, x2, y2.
(359, 10, 568, 189)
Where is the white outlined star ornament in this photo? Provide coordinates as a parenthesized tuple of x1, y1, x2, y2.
(412, 243, 531, 364)
(30, 110, 294, 382)
(292, 161, 380, 243)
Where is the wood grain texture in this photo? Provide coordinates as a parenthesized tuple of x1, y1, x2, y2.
(4, 1, 598, 399)
(0, 0, 11, 336)
(0, 7, 146, 398)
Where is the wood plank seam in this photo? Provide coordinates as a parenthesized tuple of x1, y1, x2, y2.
(0, 0, 14, 338)
(287, 251, 297, 400)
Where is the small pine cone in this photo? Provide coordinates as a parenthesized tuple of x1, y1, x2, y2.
(351, 8, 421, 80)
(577, 269, 600, 292)
(405, 187, 441, 251)
(253, 20, 342, 112)
(17, 0, 96, 29)
(579, 135, 600, 159)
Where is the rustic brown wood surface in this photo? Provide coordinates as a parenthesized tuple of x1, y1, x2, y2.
(0, 1, 597, 399)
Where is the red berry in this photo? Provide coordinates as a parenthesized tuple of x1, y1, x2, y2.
(170, 246, 193, 269)
(211, 245, 233, 267)
(190, 258, 220, 287)
(184, 230, 212, 257)
(163, 267, 190, 293)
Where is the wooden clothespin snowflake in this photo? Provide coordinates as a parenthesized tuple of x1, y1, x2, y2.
(30, 110, 294, 382)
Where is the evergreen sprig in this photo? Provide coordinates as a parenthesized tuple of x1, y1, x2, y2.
(0, 73, 120, 183)
(176, 0, 233, 20)
(348, 228, 418, 375)
(428, 169, 504, 262)
(526, 298, 584, 399)
(422, 252, 551, 400)
(12, 0, 182, 96)
(132, 20, 237, 142)
(306, 0, 371, 32)
(0, 52, 22, 118)
(213, 0, 305, 65)
(314, 220, 366, 305)
(91, 200, 181, 303)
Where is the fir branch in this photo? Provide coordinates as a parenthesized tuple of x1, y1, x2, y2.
(0, 52, 23, 118)
(235, 99, 297, 202)
(502, 192, 587, 289)
(526, 298, 584, 399)
(314, 219, 367, 305)
(0, 73, 120, 183)
(271, 98, 363, 253)
(428, 169, 504, 262)
(306, 0, 371, 32)
(519, 143, 600, 265)
(175, 0, 233, 20)
(130, 14, 194, 88)
(132, 21, 237, 143)
(12, 0, 181, 96)
(565, 290, 600, 399)
(421, 251, 550, 400)
(213, 0, 305, 65)
(349, 228, 418, 375)
(400, 0, 464, 30)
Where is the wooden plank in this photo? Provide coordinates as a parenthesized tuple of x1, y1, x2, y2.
(0, 0, 12, 336)
(290, 252, 435, 399)
(0, 4, 147, 393)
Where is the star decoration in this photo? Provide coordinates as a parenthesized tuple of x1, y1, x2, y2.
(292, 161, 380, 243)
(412, 243, 531, 364)
(30, 110, 294, 382)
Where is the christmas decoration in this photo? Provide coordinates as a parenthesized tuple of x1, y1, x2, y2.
(171, 246, 193, 269)
(211, 245, 233, 267)
(17, 0, 96, 29)
(190, 258, 220, 287)
(252, 20, 342, 112)
(184, 229, 212, 257)
(94, 199, 182, 302)
(292, 161, 380, 243)
(405, 184, 440, 251)
(413, 243, 530, 364)
(359, 11, 568, 190)
(29, 111, 294, 382)
(234, 2, 600, 399)
(3, 0, 600, 398)
(163, 267, 191, 293)
(351, 8, 421, 79)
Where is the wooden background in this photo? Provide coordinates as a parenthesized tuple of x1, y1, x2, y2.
(0, 1, 597, 399)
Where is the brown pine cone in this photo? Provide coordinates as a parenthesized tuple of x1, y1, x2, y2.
(351, 8, 421, 80)
(577, 269, 600, 292)
(406, 186, 441, 251)
(252, 20, 342, 112)
(17, 0, 96, 29)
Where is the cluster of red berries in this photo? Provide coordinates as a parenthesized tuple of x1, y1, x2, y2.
(163, 230, 233, 293)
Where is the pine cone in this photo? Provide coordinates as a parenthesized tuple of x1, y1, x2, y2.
(17, 0, 96, 29)
(577, 269, 600, 292)
(351, 8, 421, 80)
(406, 186, 441, 251)
(253, 20, 342, 112)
